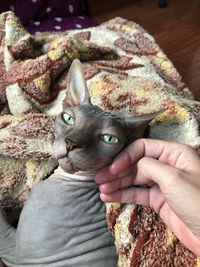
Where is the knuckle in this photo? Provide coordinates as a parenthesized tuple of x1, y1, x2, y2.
(163, 169, 184, 188)
(173, 142, 193, 153)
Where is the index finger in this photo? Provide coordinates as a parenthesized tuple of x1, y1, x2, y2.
(95, 139, 167, 183)
(95, 164, 134, 184)
(109, 139, 185, 175)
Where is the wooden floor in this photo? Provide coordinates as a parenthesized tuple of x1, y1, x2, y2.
(88, 0, 200, 100)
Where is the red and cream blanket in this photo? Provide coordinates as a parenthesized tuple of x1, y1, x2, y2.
(0, 11, 199, 267)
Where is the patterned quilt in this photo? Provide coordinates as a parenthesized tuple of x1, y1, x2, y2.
(0, 11, 199, 267)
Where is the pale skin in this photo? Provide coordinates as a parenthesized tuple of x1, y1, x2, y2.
(95, 139, 200, 257)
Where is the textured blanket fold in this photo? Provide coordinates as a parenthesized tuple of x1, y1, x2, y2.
(0, 11, 199, 266)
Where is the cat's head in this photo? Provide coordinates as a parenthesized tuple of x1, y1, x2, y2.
(53, 59, 162, 173)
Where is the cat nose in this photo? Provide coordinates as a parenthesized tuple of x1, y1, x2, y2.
(66, 139, 81, 151)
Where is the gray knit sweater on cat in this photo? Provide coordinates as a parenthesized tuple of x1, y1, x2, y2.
(1, 167, 117, 267)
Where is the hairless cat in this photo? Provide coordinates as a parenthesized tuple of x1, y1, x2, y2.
(0, 59, 161, 267)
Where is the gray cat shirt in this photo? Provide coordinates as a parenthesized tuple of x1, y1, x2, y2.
(1, 167, 117, 267)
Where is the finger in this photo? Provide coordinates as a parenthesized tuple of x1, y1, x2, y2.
(95, 165, 134, 184)
(136, 157, 185, 191)
(109, 139, 198, 176)
(94, 166, 116, 184)
(100, 187, 150, 204)
(110, 139, 168, 175)
(99, 171, 154, 194)
(99, 174, 134, 194)
(100, 184, 164, 208)
(101, 157, 184, 195)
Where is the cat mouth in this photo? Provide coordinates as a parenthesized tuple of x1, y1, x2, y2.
(57, 155, 81, 174)
(57, 154, 111, 173)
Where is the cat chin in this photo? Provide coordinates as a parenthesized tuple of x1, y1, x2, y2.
(58, 155, 110, 174)
(58, 158, 77, 174)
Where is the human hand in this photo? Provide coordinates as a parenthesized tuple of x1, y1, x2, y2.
(95, 139, 200, 256)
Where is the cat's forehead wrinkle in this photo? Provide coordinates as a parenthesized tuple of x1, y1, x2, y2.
(81, 104, 117, 119)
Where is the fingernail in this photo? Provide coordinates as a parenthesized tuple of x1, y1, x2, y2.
(94, 173, 101, 182)
(99, 184, 103, 191)
(100, 193, 106, 202)
(109, 163, 118, 175)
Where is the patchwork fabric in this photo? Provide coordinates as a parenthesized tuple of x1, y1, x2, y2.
(0, 11, 200, 266)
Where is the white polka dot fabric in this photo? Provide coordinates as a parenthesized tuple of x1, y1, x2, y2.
(1, 0, 97, 33)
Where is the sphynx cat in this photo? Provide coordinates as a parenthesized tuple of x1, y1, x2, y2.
(0, 59, 161, 267)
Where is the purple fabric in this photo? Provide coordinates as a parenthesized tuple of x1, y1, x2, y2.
(0, 0, 97, 33)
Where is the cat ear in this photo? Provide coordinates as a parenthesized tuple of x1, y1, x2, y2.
(119, 110, 165, 143)
(63, 59, 91, 107)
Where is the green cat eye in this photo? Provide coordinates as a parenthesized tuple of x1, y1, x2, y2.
(62, 113, 75, 126)
(101, 134, 119, 144)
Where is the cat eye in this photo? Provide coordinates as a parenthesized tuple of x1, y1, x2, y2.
(101, 134, 119, 144)
(62, 113, 75, 126)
